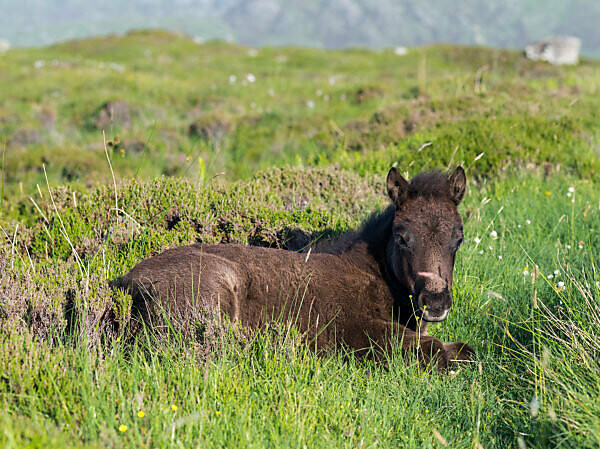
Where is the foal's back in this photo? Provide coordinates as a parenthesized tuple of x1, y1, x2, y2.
(115, 243, 389, 343)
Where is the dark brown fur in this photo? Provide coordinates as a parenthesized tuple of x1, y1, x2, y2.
(113, 167, 475, 370)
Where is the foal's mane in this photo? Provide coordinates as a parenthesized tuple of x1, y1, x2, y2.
(313, 205, 394, 255)
(315, 171, 450, 255)
(405, 170, 452, 200)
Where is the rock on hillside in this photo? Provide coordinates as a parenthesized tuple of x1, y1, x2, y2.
(525, 36, 581, 65)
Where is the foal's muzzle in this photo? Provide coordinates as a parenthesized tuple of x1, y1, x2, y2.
(415, 272, 452, 322)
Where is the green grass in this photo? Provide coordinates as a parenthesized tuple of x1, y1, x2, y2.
(1, 31, 600, 448)
(2, 166, 599, 448)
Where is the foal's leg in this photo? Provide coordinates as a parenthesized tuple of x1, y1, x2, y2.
(362, 319, 475, 371)
(443, 341, 476, 362)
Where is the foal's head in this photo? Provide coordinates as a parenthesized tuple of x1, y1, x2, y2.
(386, 167, 466, 322)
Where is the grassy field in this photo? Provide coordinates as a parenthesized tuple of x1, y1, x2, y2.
(1, 31, 600, 448)
(2, 29, 600, 201)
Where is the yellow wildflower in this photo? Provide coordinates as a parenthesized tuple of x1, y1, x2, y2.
(118, 424, 128, 433)
(137, 410, 145, 418)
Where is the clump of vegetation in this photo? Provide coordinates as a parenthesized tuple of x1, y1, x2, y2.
(507, 262, 600, 448)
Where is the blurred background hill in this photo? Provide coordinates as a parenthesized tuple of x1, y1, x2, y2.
(1, 0, 599, 57)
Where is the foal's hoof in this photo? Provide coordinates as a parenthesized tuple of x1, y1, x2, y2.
(443, 341, 476, 363)
(418, 339, 450, 372)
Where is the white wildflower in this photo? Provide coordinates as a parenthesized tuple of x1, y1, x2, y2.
(548, 274, 554, 279)
(268, 88, 275, 96)
(490, 230, 498, 239)
(525, 219, 531, 225)
(530, 396, 540, 418)
(109, 62, 124, 72)
(246, 73, 256, 83)
(568, 186, 575, 193)
(34, 60, 45, 68)
(229, 74, 236, 84)
(566, 244, 571, 249)
(316, 89, 322, 97)
(306, 100, 315, 109)
(394, 46, 408, 56)
(328, 76, 336, 85)
(474, 237, 481, 244)
(557, 281, 565, 289)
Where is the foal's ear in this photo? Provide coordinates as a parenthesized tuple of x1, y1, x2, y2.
(448, 166, 466, 204)
(386, 167, 409, 207)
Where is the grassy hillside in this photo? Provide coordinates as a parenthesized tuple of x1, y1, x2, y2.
(1, 32, 600, 448)
(1, 30, 599, 202)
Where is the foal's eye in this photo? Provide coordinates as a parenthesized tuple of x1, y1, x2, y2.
(395, 233, 409, 247)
